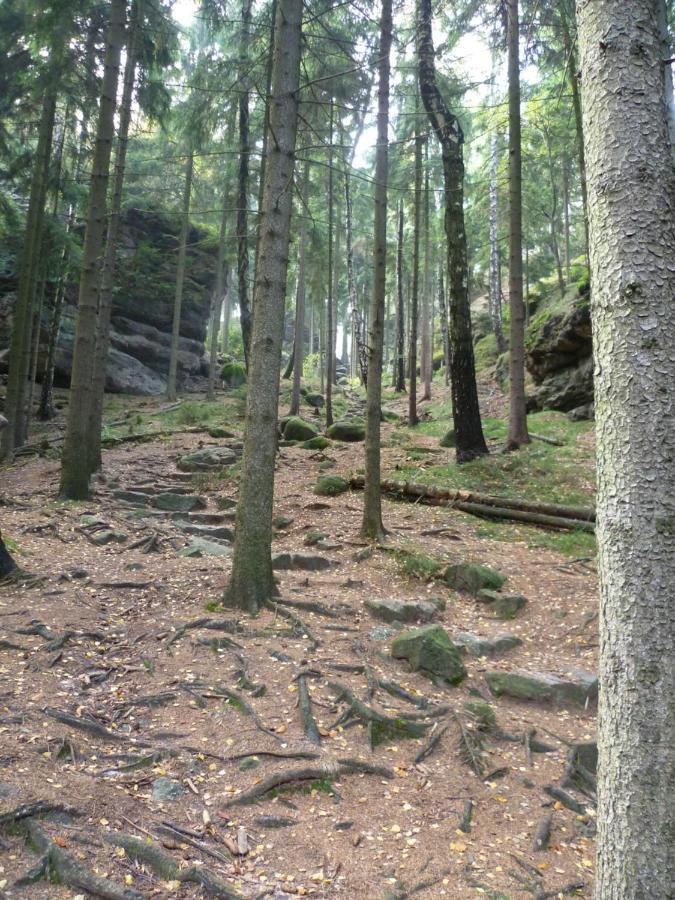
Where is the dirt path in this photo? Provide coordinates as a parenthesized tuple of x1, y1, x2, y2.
(0, 412, 598, 899)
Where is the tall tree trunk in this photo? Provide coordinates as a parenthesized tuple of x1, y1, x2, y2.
(166, 149, 194, 403)
(289, 160, 310, 416)
(237, 0, 254, 368)
(577, 2, 675, 896)
(2, 74, 58, 457)
(253, 0, 278, 285)
(395, 200, 406, 392)
(558, 1, 590, 261)
(543, 128, 566, 299)
(88, 0, 140, 471)
(360, 0, 392, 541)
(325, 100, 335, 427)
(562, 150, 571, 282)
(437, 266, 450, 384)
(345, 171, 367, 385)
(417, 0, 488, 462)
(505, 0, 530, 450)
(208, 186, 230, 401)
(489, 130, 506, 353)
(223, 0, 303, 613)
(408, 109, 422, 427)
(421, 139, 432, 401)
(59, 0, 125, 499)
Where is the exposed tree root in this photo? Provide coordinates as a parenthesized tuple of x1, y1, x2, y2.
(533, 812, 553, 851)
(543, 784, 587, 814)
(414, 723, 449, 764)
(43, 707, 130, 743)
(264, 599, 320, 649)
(0, 801, 80, 828)
(17, 820, 141, 899)
(104, 833, 242, 898)
(166, 617, 242, 646)
(328, 681, 430, 748)
(221, 758, 394, 807)
(378, 678, 429, 708)
(226, 749, 320, 762)
(274, 597, 340, 618)
(297, 673, 321, 744)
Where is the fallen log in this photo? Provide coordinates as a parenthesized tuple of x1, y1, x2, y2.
(349, 476, 595, 532)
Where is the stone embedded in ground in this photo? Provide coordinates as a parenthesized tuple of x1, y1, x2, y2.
(326, 419, 366, 442)
(443, 562, 506, 595)
(366, 598, 438, 624)
(179, 523, 234, 542)
(80, 514, 107, 527)
(316, 539, 342, 550)
(239, 756, 260, 771)
(273, 516, 294, 529)
(302, 436, 331, 450)
(113, 489, 153, 505)
(485, 669, 598, 706)
(283, 416, 319, 441)
(152, 492, 207, 512)
(391, 623, 467, 685)
(369, 625, 396, 642)
(314, 475, 348, 496)
(90, 529, 127, 546)
(454, 631, 523, 657)
(304, 393, 325, 409)
(177, 446, 238, 472)
(207, 426, 236, 438)
(179, 538, 232, 558)
(151, 777, 185, 802)
(271, 551, 333, 572)
(477, 589, 527, 619)
(354, 547, 374, 562)
(304, 531, 328, 546)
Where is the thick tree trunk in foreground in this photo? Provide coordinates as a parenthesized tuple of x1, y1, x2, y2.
(166, 150, 194, 403)
(223, 0, 302, 613)
(577, 1, 675, 896)
(395, 200, 406, 392)
(506, 0, 530, 450)
(417, 0, 487, 462)
(360, 0, 392, 541)
(289, 160, 310, 417)
(2, 75, 58, 458)
(88, 0, 140, 471)
(59, 0, 125, 499)
(237, 0, 253, 369)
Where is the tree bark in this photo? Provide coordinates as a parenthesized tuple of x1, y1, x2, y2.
(489, 131, 506, 353)
(325, 99, 335, 428)
(88, 0, 140, 470)
(289, 159, 310, 417)
(577, 1, 675, 896)
(207, 186, 230, 401)
(506, 0, 530, 450)
(2, 71, 58, 457)
(223, 0, 303, 613)
(0, 530, 17, 579)
(437, 266, 450, 385)
(59, 0, 125, 499)
(421, 139, 432, 401)
(395, 200, 406, 392)
(166, 149, 194, 403)
(416, 0, 488, 462)
(237, 0, 254, 369)
(408, 106, 421, 428)
(360, 0, 392, 541)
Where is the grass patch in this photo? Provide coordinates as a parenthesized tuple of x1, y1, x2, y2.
(471, 518, 597, 558)
(390, 547, 441, 581)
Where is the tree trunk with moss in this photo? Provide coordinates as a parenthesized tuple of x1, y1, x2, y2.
(408, 111, 422, 428)
(360, 0, 392, 541)
(577, 1, 675, 896)
(88, 0, 140, 470)
(417, 0, 487, 462)
(59, 0, 125, 499)
(223, 0, 303, 613)
(421, 143, 432, 401)
(325, 100, 335, 428)
(506, 0, 530, 450)
(237, 0, 254, 368)
(395, 200, 406, 392)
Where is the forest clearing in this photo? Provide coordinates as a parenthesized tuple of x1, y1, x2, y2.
(0, 0, 672, 896)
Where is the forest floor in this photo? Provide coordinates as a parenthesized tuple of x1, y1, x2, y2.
(0, 377, 599, 899)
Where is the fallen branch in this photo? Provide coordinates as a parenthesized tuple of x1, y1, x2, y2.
(349, 476, 595, 531)
(414, 724, 449, 764)
(0, 801, 80, 828)
(543, 784, 588, 814)
(329, 681, 430, 748)
(167, 617, 242, 646)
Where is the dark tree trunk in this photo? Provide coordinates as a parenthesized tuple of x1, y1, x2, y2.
(289, 159, 310, 416)
(325, 100, 335, 428)
(237, 0, 254, 368)
(416, 0, 488, 462)
(408, 107, 421, 428)
(437, 266, 450, 384)
(360, 0, 392, 541)
(0, 531, 17, 579)
(395, 200, 406, 392)
(166, 149, 194, 402)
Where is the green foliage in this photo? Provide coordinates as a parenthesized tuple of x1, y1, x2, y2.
(392, 548, 441, 581)
(220, 361, 247, 388)
(314, 475, 348, 496)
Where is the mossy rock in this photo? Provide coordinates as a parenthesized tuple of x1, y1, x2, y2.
(302, 436, 331, 450)
(443, 562, 506, 595)
(220, 361, 247, 388)
(477, 589, 527, 619)
(327, 419, 365, 442)
(463, 700, 497, 731)
(391, 624, 467, 685)
(283, 417, 319, 442)
(314, 475, 349, 497)
(439, 429, 456, 448)
(207, 426, 235, 439)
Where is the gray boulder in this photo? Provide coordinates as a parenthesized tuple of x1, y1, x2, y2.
(391, 624, 467, 685)
(177, 446, 238, 472)
(366, 598, 438, 624)
(486, 668, 598, 706)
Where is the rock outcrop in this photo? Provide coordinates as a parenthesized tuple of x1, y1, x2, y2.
(525, 300, 594, 418)
(1, 205, 218, 395)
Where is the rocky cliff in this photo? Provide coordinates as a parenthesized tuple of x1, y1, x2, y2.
(525, 292, 594, 419)
(0, 205, 218, 395)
